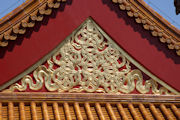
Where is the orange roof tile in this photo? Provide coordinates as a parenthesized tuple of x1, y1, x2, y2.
(112, 0, 180, 56)
(0, 0, 179, 56)
(0, 0, 66, 47)
(0, 93, 179, 120)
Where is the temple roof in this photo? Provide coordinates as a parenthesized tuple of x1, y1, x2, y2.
(0, 0, 179, 92)
(0, 93, 179, 120)
(0, 1, 179, 119)
(143, 0, 180, 29)
(0, 0, 180, 55)
(112, 0, 180, 56)
(0, 0, 66, 46)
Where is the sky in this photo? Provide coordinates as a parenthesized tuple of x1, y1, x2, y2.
(0, 0, 26, 18)
(144, 0, 180, 29)
(0, 0, 180, 29)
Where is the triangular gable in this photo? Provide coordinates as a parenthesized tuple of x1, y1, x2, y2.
(2, 18, 179, 95)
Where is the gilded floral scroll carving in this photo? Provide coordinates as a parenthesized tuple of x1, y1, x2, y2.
(4, 19, 174, 94)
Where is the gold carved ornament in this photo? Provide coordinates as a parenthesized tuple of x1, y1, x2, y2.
(4, 19, 176, 95)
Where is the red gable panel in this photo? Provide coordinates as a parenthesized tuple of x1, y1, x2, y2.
(0, 0, 179, 91)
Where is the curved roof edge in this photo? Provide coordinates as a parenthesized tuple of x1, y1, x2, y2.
(0, 0, 66, 46)
(0, 0, 179, 56)
(112, 0, 180, 56)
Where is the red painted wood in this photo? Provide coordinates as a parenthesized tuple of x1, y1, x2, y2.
(0, 0, 179, 91)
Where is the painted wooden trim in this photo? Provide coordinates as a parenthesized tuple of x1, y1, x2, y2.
(0, 93, 179, 103)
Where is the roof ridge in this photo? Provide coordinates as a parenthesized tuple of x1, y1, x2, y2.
(112, 0, 180, 56)
(0, 0, 66, 47)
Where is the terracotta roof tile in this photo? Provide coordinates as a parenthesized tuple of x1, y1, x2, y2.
(0, 93, 179, 120)
(0, 0, 179, 56)
(112, 0, 180, 56)
(0, 0, 66, 47)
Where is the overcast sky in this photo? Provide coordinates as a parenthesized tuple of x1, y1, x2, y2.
(0, 0, 180, 29)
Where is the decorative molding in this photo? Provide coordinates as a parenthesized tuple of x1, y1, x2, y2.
(0, 93, 179, 102)
(0, 0, 66, 47)
(3, 18, 179, 95)
(112, 0, 180, 56)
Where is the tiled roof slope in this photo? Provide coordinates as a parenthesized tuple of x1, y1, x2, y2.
(112, 0, 180, 56)
(0, 0, 66, 46)
(0, 93, 179, 120)
(0, 0, 180, 56)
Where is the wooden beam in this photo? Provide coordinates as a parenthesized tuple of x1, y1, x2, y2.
(149, 104, 162, 120)
(106, 103, 117, 120)
(19, 102, 26, 120)
(95, 103, 105, 120)
(8, 102, 14, 120)
(117, 103, 128, 120)
(128, 103, 140, 120)
(74, 102, 83, 120)
(31, 102, 37, 120)
(139, 103, 151, 120)
(53, 102, 61, 120)
(0, 93, 178, 103)
(64, 102, 71, 120)
(85, 102, 94, 120)
(42, 102, 49, 120)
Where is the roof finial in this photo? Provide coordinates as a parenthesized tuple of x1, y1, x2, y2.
(174, 0, 180, 15)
